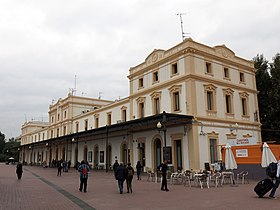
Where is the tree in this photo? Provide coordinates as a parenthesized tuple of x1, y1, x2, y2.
(253, 55, 273, 140)
(269, 53, 280, 141)
(0, 131, 5, 154)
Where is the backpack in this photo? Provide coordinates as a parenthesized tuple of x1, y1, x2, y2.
(128, 168, 133, 177)
(266, 162, 277, 178)
(82, 167, 87, 175)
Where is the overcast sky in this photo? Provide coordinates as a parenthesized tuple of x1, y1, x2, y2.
(0, 0, 279, 139)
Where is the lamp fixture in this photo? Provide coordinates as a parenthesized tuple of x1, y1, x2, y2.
(230, 123, 239, 132)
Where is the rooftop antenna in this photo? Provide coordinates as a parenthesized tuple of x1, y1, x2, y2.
(81, 92, 86, 97)
(98, 92, 102, 99)
(176, 13, 189, 41)
(74, 75, 77, 96)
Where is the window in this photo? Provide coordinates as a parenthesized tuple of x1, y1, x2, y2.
(172, 63, 178, 75)
(57, 114, 60, 121)
(107, 113, 112, 125)
(225, 95, 232, 113)
(139, 102, 145, 118)
(224, 67, 229, 78)
(64, 111, 67, 119)
(138, 78, 144, 88)
(76, 122, 79, 133)
(241, 98, 247, 116)
(136, 97, 146, 118)
(240, 72, 245, 82)
(173, 92, 180, 111)
(204, 84, 217, 114)
(153, 71, 159, 82)
(239, 92, 249, 117)
(84, 119, 88, 131)
(168, 85, 182, 112)
(95, 117, 99, 128)
(51, 130, 53, 138)
(223, 88, 234, 115)
(42, 133, 45, 140)
(207, 91, 214, 110)
(154, 98, 160, 114)
(122, 109, 127, 122)
(63, 126, 66, 135)
(206, 62, 212, 74)
(51, 116, 54, 123)
(57, 128, 59, 137)
(209, 139, 218, 163)
(150, 91, 162, 115)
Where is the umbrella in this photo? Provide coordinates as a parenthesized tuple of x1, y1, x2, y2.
(225, 143, 237, 170)
(8, 157, 15, 160)
(261, 142, 277, 168)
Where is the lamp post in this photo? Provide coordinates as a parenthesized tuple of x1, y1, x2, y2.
(157, 111, 167, 162)
(105, 125, 109, 172)
(72, 137, 78, 167)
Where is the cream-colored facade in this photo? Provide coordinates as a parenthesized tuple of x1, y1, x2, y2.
(19, 38, 261, 171)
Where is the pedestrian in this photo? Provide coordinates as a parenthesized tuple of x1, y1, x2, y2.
(269, 157, 280, 199)
(16, 163, 23, 179)
(63, 160, 67, 172)
(126, 163, 134, 193)
(113, 160, 119, 177)
(115, 162, 125, 194)
(57, 161, 62, 176)
(136, 161, 143, 180)
(158, 160, 169, 191)
(78, 160, 90, 192)
(68, 160, 71, 169)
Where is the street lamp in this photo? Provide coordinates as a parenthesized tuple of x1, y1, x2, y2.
(72, 137, 78, 167)
(230, 123, 239, 133)
(157, 111, 167, 162)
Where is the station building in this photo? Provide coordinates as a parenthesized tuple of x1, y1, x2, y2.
(19, 38, 261, 172)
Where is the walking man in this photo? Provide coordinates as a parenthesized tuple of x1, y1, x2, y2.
(158, 160, 169, 191)
(269, 157, 280, 199)
(115, 162, 125, 194)
(78, 160, 90, 192)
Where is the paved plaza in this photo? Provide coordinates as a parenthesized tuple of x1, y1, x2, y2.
(0, 163, 279, 210)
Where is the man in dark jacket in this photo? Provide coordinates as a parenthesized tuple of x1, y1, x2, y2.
(78, 160, 90, 192)
(158, 160, 169, 191)
(115, 162, 125, 194)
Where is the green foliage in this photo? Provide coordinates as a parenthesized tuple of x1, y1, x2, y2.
(254, 53, 280, 142)
(0, 132, 20, 162)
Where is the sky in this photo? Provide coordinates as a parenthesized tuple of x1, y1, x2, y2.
(0, 0, 280, 139)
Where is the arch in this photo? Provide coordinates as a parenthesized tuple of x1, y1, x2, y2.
(151, 135, 163, 170)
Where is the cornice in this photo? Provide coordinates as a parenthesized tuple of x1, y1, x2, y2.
(128, 39, 254, 79)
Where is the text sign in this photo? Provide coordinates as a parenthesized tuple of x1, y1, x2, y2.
(236, 149, 248, 157)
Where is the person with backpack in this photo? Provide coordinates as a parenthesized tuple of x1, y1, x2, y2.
(78, 160, 90, 192)
(126, 163, 134, 193)
(269, 157, 280, 199)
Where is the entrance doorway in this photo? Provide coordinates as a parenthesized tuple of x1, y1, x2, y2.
(174, 140, 182, 171)
(154, 138, 162, 170)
